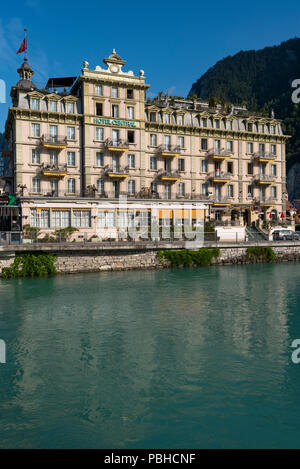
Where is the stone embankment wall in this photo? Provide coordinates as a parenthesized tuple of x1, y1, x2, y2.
(0, 244, 300, 276)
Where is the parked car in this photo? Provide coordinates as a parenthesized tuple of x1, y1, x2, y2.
(272, 229, 300, 241)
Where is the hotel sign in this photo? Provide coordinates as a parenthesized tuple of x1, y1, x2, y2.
(94, 118, 136, 128)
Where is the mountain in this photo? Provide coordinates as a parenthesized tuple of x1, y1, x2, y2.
(189, 38, 300, 201)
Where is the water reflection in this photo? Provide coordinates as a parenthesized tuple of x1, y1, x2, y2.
(0, 263, 299, 448)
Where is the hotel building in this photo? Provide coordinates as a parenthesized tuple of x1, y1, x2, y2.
(3, 49, 289, 240)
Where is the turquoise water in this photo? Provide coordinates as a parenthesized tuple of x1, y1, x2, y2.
(1, 263, 300, 449)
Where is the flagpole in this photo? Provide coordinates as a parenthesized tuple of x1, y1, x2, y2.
(24, 28, 27, 60)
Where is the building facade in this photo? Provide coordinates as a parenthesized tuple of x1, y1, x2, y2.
(3, 50, 289, 240)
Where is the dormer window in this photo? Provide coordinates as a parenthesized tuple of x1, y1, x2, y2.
(247, 123, 253, 132)
(66, 102, 74, 114)
(31, 98, 40, 110)
(214, 119, 220, 129)
(150, 112, 156, 122)
(177, 115, 183, 125)
(49, 100, 57, 112)
(227, 120, 233, 130)
(164, 113, 170, 124)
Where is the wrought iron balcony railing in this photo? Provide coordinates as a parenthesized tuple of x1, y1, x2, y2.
(105, 139, 129, 151)
(252, 152, 276, 161)
(157, 144, 182, 156)
(41, 135, 67, 148)
(206, 148, 232, 158)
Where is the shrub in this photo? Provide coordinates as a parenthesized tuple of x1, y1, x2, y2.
(2, 253, 57, 279)
(54, 227, 78, 242)
(158, 248, 220, 268)
(247, 246, 275, 262)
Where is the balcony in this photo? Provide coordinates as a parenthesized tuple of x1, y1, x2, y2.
(105, 139, 129, 152)
(253, 174, 275, 185)
(40, 163, 68, 178)
(252, 152, 276, 163)
(211, 197, 231, 207)
(157, 144, 181, 157)
(157, 170, 181, 182)
(206, 148, 232, 160)
(254, 197, 277, 207)
(105, 165, 129, 179)
(208, 172, 232, 183)
(41, 135, 67, 149)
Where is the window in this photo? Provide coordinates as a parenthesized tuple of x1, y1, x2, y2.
(151, 182, 158, 193)
(201, 139, 208, 151)
(259, 143, 265, 154)
(32, 149, 40, 164)
(247, 123, 253, 132)
(201, 159, 208, 173)
(164, 135, 171, 150)
(30, 209, 50, 228)
(259, 124, 264, 133)
(49, 125, 58, 142)
(50, 151, 58, 166)
(96, 127, 104, 141)
(214, 139, 221, 151)
(67, 179, 76, 194)
(128, 131, 135, 143)
(177, 115, 183, 125)
(52, 209, 71, 228)
(164, 113, 170, 124)
(49, 100, 57, 112)
(247, 185, 253, 197)
(202, 183, 209, 196)
(67, 126, 75, 140)
(150, 134, 157, 146)
(128, 180, 136, 195)
(31, 98, 40, 110)
(270, 125, 276, 135)
(150, 157, 157, 170)
(227, 120, 233, 130)
(202, 118, 207, 128)
(248, 163, 254, 175)
(178, 159, 185, 172)
(98, 211, 116, 228)
(96, 103, 103, 116)
(127, 106, 134, 120)
(127, 89, 134, 99)
(227, 185, 234, 198)
(97, 179, 105, 194)
(227, 162, 233, 174)
(112, 105, 119, 118)
(32, 178, 41, 193)
(95, 85, 103, 96)
(67, 151, 75, 166)
(271, 144, 277, 155)
(271, 164, 277, 176)
(150, 112, 156, 122)
(112, 129, 120, 143)
(271, 186, 277, 198)
(66, 102, 74, 114)
(178, 182, 185, 196)
(215, 119, 220, 129)
(96, 152, 104, 167)
(128, 154, 135, 169)
(52, 210, 71, 228)
(111, 87, 118, 98)
(31, 123, 40, 137)
(226, 141, 233, 152)
(73, 210, 91, 228)
(178, 136, 184, 149)
(247, 142, 254, 153)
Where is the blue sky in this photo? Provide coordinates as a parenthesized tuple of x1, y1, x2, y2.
(0, 0, 299, 131)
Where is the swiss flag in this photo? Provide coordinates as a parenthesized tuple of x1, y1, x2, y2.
(17, 37, 27, 55)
